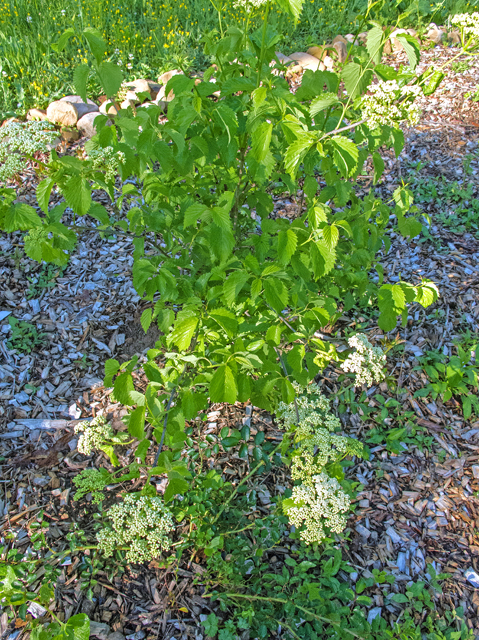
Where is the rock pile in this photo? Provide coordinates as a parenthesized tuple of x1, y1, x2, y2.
(21, 22, 463, 139)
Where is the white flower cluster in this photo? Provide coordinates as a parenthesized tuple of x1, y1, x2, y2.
(73, 467, 111, 504)
(87, 146, 126, 182)
(451, 12, 479, 45)
(278, 384, 363, 543)
(341, 333, 386, 387)
(287, 472, 351, 543)
(358, 80, 422, 130)
(74, 415, 114, 455)
(97, 494, 175, 563)
(0, 121, 58, 183)
(233, 0, 268, 10)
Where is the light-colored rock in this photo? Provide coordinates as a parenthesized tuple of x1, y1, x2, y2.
(158, 69, 183, 86)
(275, 51, 293, 65)
(289, 51, 322, 71)
(76, 111, 107, 138)
(333, 40, 348, 64)
(344, 33, 356, 43)
(426, 25, 445, 44)
(307, 45, 328, 60)
(406, 28, 418, 37)
(120, 98, 136, 110)
(286, 63, 303, 78)
(46, 100, 79, 127)
(61, 128, 80, 142)
(323, 55, 334, 71)
(26, 108, 47, 121)
(357, 31, 368, 45)
(332, 34, 348, 46)
(448, 30, 461, 45)
(61, 95, 97, 106)
(99, 100, 120, 116)
(154, 85, 175, 106)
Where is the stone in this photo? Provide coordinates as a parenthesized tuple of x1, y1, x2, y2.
(158, 69, 183, 86)
(46, 100, 79, 127)
(332, 34, 348, 45)
(60, 96, 99, 119)
(154, 84, 175, 108)
(344, 33, 356, 43)
(61, 128, 80, 142)
(100, 100, 120, 116)
(286, 63, 303, 79)
(406, 28, 418, 37)
(357, 31, 368, 44)
(426, 25, 444, 44)
(289, 51, 322, 71)
(61, 95, 97, 106)
(333, 40, 348, 63)
(448, 30, 461, 44)
(26, 108, 47, 121)
(323, 55, 334, 71)
(275, 51, 293, 65)
(307, 45, 328, 60)
(76, 111, 107, 138)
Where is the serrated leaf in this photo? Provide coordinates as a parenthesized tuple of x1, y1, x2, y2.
(62, 176, 92, 216)
(308, 204, 328, 229)
(140, 308, 152, 333)
(184, 203, 209, 228)
(96, 61, 123, 99)
(252, 86, 267, 108)
(127, 406, 145, 440)
(310, 93, 339, 117)
(391, 284, 406, 309)
(2, 203, 42, 232)
(170, 317, 198, 351)
(210, 364, 237, 404)
(51, 28, 75, 53)
(415, 281, 438, 308)
(113, 372, 135, 405)
(287, 344, 305, 373)
(391, 129, 404, 158)
(252, 121, 273, 163)
(396, 35, 420, 69)
(211, 205, 232, 231)
(223, 271, 250, 306)
(275, 0, 304, 21)
(209, 308, 238, 338)
(342, 62, 372, 98)
(36, 179, 55, 214)
(65, 613, 90, 640)
(321, 224, 339, 249)
(88, 203, 110, 224)
(104, 358, 120, 386)
(73, 64, 90, 104)
(366, 26, 384, 65)
(280, 377, 295, 403)
(264, 279, 288, 312)
(278, 228, 297, 264)
(266, 324, 282, 345)
(285, 134, 314, 176)
(83, 27, 106, 65)
(330, 135, 359, 178)
(303, 176, 318, 201)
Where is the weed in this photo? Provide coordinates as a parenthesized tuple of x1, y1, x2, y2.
(26, 263, 65, 299)
(6, 317, 46, 354)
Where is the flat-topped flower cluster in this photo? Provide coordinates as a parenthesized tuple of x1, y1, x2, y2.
(87, 146, 126, 182)
(341, 333, 386, 387)
(74, 415, 114, 455)
(97, 494, 175, 563)
(278, 384, 364, 543)
(451, 12, 479, 45)
(357, 80, 422, 130)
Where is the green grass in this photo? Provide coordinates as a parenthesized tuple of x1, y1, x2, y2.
(0, 0, 477, 114)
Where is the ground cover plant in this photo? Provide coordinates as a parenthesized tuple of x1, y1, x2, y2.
(0, 0, 478, 113)
(0, 1, 478, 638)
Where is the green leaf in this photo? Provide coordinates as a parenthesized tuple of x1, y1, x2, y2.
(264, 279, 288, 312)
(211, 205, 232, 232)
(391, 284, 406, 309)
(223, 271, 250, 306)
(96, 61, 123, 99)
(88, 203, 110, 224)
(372, 151, 384, 184)
(415, 281, 438, 308)
(330, 135, 359, 178)
(278, 228, 297, 264)
(303, 176, 318, 201)
(104, 358, 120, 386)
(366, 25, 384, 65)
(170, 317, 198, 351)
(140, 308, 152, 333)
(210, 308, 238, 338)
(36, 179, 55, 214)
(51, 28, 75, 53)
(280, 377, 295, 403)
(308, 204, 328, 229)
(275, 0, 304, 21)
(237, 374, 251, 402)
(62, 176, 92, 216)
(65, 613, 90, 640)
(342, 62, 372, 98)
(266, 324, 282, 346)
(201, 613, 219, 637)
(252, 121, 273, 163)
(127, 406, 145, 440)
(422, 69, 445, 97)
(210, 365, 237, 404)
(321, 224, 339, 249)
(83, 27, 106, 65)
(391, 129, 404, 158)
(164, 470, 190, 502)
(287, 344, 305, 373)
(310, 93, 339, 117)
(73, 64, 90, 104)
(396, 35, 420, 69)
(2, 203, 42, 232)
(285, 133, 314, 176)
(184, 203, 209, 228)
(113, 372, 136, 406)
